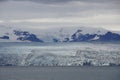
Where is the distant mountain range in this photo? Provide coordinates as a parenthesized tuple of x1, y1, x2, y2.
(0, 25, 120, 42)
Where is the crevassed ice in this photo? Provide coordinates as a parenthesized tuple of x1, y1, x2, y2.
(0, 43, 120, 66)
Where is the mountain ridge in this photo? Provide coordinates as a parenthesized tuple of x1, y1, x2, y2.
(0, 25, 120, 42)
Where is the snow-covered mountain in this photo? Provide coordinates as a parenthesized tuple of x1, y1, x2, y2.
(0, 25, 120, 42)
(0, 25, 43, 42)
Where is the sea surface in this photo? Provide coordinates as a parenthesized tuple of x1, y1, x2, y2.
(0, 66, 120, 80)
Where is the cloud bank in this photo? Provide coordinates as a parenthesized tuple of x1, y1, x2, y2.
(0, 0, 120, 31)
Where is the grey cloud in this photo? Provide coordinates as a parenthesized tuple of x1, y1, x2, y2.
(1, 0, 120, 4)
(0, 0, 8, 2)
(0, 0, 120, 31)
(0, 0, 119, 20)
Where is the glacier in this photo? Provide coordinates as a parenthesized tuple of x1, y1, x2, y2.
(0, 42, 120, 66)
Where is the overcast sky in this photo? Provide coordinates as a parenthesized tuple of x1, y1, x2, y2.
(0, 0, 120, 31)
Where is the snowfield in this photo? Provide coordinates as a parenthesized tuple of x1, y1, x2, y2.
(0, 42, 120, 66)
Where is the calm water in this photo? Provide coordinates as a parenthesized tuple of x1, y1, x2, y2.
(0, 67, 120, 80)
